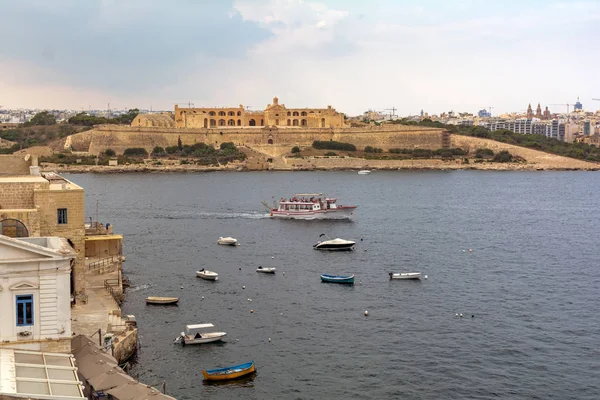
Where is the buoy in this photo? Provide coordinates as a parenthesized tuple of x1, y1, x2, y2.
(268, 338, 272, 342)
(462, 249, 466, 252)
(239, 267, 241, 270)
(424, 275, 428, 279)
(282, 272, 285, 275)
(271, 256, 275, 259)
(455, 313, 459, 317)
(248, 298, 252, 302)
(201, 296, 204, 300)
(471, 315, 475, 318)
(242, 285, 246, 289)
(180, 286, 183, 289)
(469, 249, 473, 252)
(459, 313, 463, 317)
(236, 339, 239, 341)
(364, 310, 369, 316)
(280, 313, 283, 316)
(250, 309, 254, 313)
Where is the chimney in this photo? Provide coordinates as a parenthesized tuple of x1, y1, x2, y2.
(29, 155, 40, 176)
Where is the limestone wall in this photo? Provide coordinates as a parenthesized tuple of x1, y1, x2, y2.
(0, 155, 31, 175)
(0, 209, 40, 237)
(73, 124, 445, 155)
(0, 181, 48, 209)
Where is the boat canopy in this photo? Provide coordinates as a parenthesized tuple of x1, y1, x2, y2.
(186, 323, 215, 330)
(294, 193, 322, 196)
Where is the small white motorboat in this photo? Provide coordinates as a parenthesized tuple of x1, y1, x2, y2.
(389, 272, 421, 280)
(196, 269, 219, 280)
(217, 237, 238, 246)
(145, 296, 179, 305)
(313, 234, 356, 251)
(358, 170, 371, 175)
(256, 266, 276, 274)
(178, 323, 226, 346)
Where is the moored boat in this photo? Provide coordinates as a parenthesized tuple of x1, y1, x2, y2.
(202, 361, 256, 381)
(321, 274, 355, 284)
(389, 272, 421, 280)
(178, 323, 227, 345)
(196, 269, 219, 280)
(313, 234, 356, 251)
(256, 266, 276, 274)
(145, 296, 179, 305)
(358, 170, 371, 175)
(217, 236, 238, 246)
(263, 193, 357, 220)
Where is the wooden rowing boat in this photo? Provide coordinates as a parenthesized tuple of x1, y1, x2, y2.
(320, 274, 355, 284)
(145, 296, 179, 305)
(202, 361, 256, 381)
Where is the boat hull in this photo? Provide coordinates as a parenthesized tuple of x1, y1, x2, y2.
(256, 268, 276, 274)
(203, 362, 255, 381)
(145, 297, 179, 305)
(321, 274, 355, 284)
(183, 332, 227, 345)
(314, 243, 355, 251)
(196, 270, 219, 280)
(390, 273, 421, 280)
(270, 206, 356, 220)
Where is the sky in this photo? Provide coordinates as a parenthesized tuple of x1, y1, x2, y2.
(1, 0, 599, 116)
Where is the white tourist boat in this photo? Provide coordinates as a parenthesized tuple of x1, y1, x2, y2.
(263, 193, 357, 220)
(357, 170, 371, 175)
(389, 272, 421, 280)
(313, 234, 356, 251)
(178, 323, 226, 345)
(256, 266, 276, 274)
(196, 269, 219, 280)
(217, 236, 238, 246)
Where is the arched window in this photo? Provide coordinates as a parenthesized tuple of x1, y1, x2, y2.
(301, 119, 307, 126)
(237, 119, 242, 126)
(237, 111, 242, 116)
(228, 111, 235, 116)
(209, 111, 216, 116)
(287, 112, 291, 116)
(293, 111, 299, 116)
(210, 119, 216, 127)
(260, 119, 264, 126)
(228, 119, 235, 126)
(219, 119, 226, 126)
(218, 111, 226, 116)
(249, 119, 256, 126)
(0, 219, 29, 238)
(268, 138, 274, 144)
(301, 111, 307, 116)
(204, 118, 208, 128)
(321, 118, 326, 127)
(287, 119, 291, 126)
(293, 119, 299, 126)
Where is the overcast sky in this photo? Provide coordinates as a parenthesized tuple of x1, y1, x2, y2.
(1, 0, 599, 116)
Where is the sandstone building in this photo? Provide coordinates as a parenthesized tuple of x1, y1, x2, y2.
(172, 97, 346, 129)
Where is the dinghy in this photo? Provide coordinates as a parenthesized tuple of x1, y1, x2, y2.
(389, 272, 421, 280)
(196, 269, 219, 280)
(217, 237, 238, 246)
(178, 323, 226, 345)
(320, 274, 355, 284)
(202, 361, 256, 381)
(256, 266, 276, 274)
(145, 296, 179, 305)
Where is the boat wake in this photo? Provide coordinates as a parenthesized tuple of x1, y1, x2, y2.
(157, 211, 269, 220)
(128, 284, 151, 292)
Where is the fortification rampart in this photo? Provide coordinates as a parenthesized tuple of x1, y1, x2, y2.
(73, 124, 445, 155)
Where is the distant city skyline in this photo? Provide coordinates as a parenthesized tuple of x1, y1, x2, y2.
(1, 0, 599, 115)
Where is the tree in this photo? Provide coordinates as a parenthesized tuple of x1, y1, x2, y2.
(26, 111, 56, 126)
(177, 136, 183, 151)
(364, 146, 374, 153)
(291, 146, 300, 153)
(152, 146, 165, 155)
(123, 147, 148, 157)
(104, 149, 116, 157)
(492, 150, 513, 163)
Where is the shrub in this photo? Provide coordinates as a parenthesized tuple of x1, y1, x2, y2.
(374, 148, 383, 153)
(412, 149, 433, 158)
(291, 146, 301, 153)
(389, 148, 413, 154)
(324, 151, 338, 156)
(165, 146, 179, 154)
(104, 148, 116, 157)
(492, 150, 513, 163)
(123, 147, 148, 157)
(364, 146, 374, 153)
(220, 142, 236, 151)
(152, 146, 165, 155)
(475, 148, 494, 159)
(312, 140, 356, 151)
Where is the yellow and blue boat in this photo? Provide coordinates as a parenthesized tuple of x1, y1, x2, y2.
(202, 361, 256, 381)
(320, 274, 355, 284)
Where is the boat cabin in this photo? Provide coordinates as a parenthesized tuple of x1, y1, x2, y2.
(278, 193, 340, 212)
(185, 323, 215, 339)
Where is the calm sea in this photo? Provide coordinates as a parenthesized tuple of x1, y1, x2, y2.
(67, 171, 600, 400)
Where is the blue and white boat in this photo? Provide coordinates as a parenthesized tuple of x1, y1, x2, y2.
(320, 274, 355, 284)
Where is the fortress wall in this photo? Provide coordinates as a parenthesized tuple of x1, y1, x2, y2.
(82, 125, 445, 155)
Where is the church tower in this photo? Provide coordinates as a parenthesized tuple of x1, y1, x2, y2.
(526, 103, 533, 118)
(535, 103, 542, 119)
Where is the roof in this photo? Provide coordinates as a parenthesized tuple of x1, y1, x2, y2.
(294, 193, 322, 196)
(0, 349, 85, 399)
(0, 234, 76, 262)
(186, 323, 214, 330)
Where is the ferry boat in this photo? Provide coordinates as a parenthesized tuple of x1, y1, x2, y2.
(264, 194, 357, 220)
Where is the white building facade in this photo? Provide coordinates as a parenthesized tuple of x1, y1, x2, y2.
(0, 235, 75, 353)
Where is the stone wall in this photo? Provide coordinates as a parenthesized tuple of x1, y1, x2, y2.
(40, 337, 71, 353)
(112, 328, 138, 364)
(0, 155, 31, 175)
(0, 181, 48, 209)
(71, 124, 445, 155)
(0, 209, 40, 237)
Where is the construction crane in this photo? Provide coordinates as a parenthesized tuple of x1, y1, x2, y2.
(488, 106, 494, 116)
(383, 107, 397, 119)
(172, 102, 195, 108)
